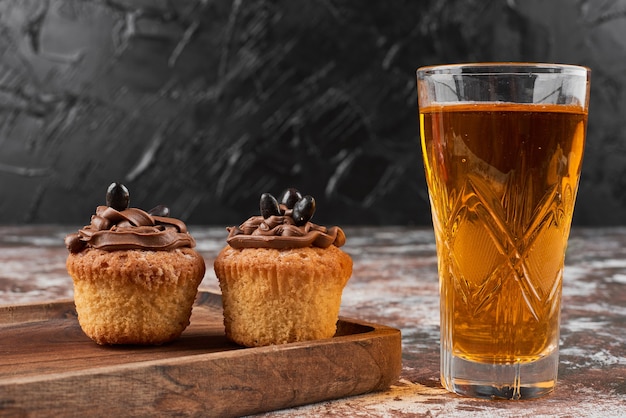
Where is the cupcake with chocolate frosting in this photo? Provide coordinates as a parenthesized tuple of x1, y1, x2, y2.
(65, 183, 205, 345)
(214, 188, 353, 347)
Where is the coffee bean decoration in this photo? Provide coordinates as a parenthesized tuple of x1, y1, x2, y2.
(148, 205, 170, 217)
(279, 188, 302, 209)
(260, 193, 281, 219)
(106, 182, 130, 211)
(292, 195, 316, 226)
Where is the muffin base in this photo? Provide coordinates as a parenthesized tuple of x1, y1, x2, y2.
(214, 245, 353, 347)
(67, 247, 205, 345)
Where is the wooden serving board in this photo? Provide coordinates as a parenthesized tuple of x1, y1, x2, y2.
(0, 291, 401, 417)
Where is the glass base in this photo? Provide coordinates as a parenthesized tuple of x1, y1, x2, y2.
(441, 348, 559, 400)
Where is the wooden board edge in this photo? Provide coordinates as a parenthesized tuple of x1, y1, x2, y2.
(0, 300, 76, 324)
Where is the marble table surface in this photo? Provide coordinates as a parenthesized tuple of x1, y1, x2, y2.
(1, 225, 625, 417)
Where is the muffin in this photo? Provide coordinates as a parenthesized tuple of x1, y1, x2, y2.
(214, 188, 353, 347)
(65, 183, 205, 345)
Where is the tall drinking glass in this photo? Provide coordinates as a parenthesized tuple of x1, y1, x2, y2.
(416, 63, 590, 399)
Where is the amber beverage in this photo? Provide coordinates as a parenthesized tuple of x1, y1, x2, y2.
(416, 64, 590, 400)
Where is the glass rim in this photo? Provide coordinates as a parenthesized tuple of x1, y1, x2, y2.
(416, 62, 590, 78)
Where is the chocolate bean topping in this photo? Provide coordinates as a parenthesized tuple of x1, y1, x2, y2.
(105, 183, 130, 211)
(279, 188, 303, 209)
(260, 193, 281, 219)
(292, 195, 316, 226)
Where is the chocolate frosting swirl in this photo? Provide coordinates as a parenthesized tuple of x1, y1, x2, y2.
(65, 206, 196, 253)
(226, 214, 346, 250)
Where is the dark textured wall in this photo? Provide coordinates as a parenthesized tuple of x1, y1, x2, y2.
(0, 0, 624, 225)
